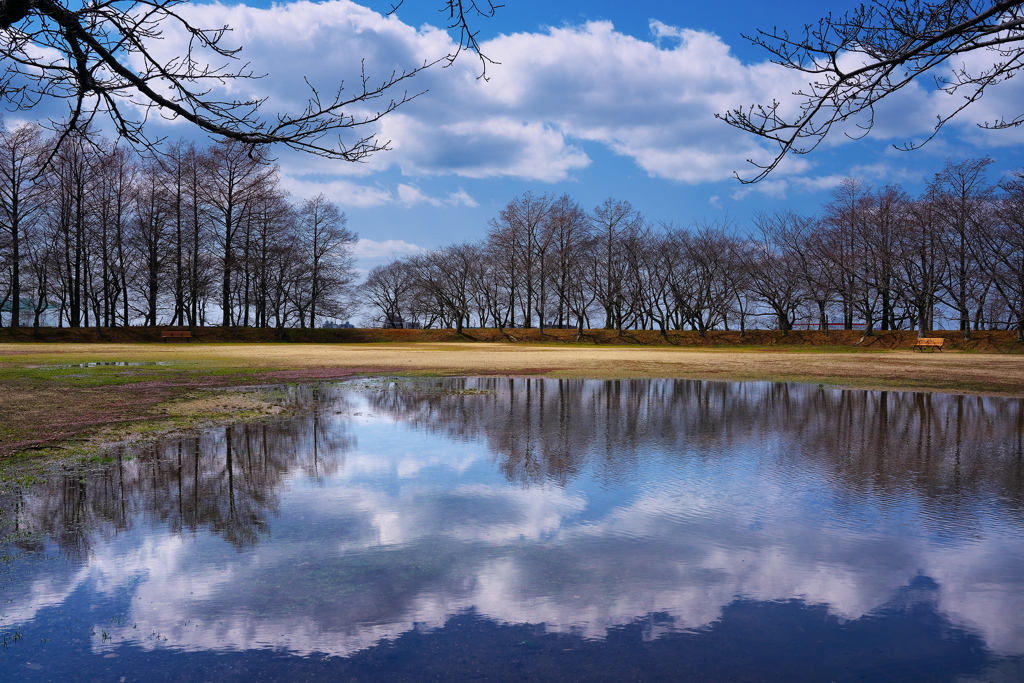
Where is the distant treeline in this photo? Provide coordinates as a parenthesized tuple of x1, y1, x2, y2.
(0, 122, 356, 331)
(362, 158, 1024, 340)
(3, 120, 1023, 340)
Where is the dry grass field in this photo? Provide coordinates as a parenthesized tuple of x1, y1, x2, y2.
(1, 339, 1022, 460)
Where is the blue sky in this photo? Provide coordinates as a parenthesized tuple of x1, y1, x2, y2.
(118, 1, 1024, 271)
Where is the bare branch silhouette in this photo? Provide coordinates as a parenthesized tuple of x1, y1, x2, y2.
(0, 0, 493, 158)
(718, 1, 1024, 182)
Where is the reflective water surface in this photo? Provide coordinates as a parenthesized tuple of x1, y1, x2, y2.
(2, 378, 1023, 682)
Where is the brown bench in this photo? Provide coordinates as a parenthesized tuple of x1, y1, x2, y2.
(912, 337, 944, 352)
(161, 330, 192, 342)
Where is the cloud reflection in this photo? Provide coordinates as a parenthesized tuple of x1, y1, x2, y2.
(1, 379, 1022, 662)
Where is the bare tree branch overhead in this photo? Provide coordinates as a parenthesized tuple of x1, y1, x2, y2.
(718, 1, 1024, 183)
(0, 0, 494, 159)
(389, 0, 501, 75)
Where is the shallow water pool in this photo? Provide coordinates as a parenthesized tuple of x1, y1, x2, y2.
(1, 378, 1022, 681)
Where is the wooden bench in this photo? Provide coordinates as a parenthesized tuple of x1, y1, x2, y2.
(161, 330, 192, 342)
(912, 337, 944, 352)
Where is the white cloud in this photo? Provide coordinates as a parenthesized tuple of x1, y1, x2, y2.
(281, 176, 394, 207)
(396, 183, 479, 206)
(730, 172, 849, 201)
(276, 176, 477, 210)
(154, 0, 1024, 192)
(387, 115, 590, 181)
(447, 188, 478, 207)
(396, 183, 433, 204)
(847, 160, 930, 186)
(353, 237, 426, 259)
(467, 21, 808, 183)
(649, 19, 686, 44)
(155, 2, 813, 185)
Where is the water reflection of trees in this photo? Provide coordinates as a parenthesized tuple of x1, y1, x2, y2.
(5, 379, 1023, 556)
(367, 378, 1024, 520)
(2, 385, 355, 555)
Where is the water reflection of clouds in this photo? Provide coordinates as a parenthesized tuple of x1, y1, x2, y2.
(2, 379, 1022, 662)
(923, 538, 1024, 654)
(15, 485, 1019, 657)
(1, 562, 90, 627)
(285, 480, 587, 551)
(77, 481, 1024, 657)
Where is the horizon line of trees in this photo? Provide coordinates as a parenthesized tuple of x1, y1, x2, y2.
(4, 123, 1023, 342)
(362, 157, 1024, 341)
(0, 120, 358, 332)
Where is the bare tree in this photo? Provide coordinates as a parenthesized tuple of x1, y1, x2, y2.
(748, 210, 835, 332)
(45, 127, 100, 327)
(247, 189, 296, 329)
(674, 222, 737, 337)
(157, 140, 202, 326)
(131, 158, 170, 326)
(720, 239, 754, 336)
(545, 195, 592, 332)
(90, 145, 137, 326)
(590, 198, 644, 333)
(487, 192, 551, 329)
(465, 247, 500, 329)
(821, 178, 875, 331)
(930, 157, 997, 339)
(0, 119, 46, 327)
(869, 185, 912, 330)
(619, 223, 669, 334)
(743, 212, 808, 334)
(23, 215, 57, 332)
(720, 1, 1024, 182)
(295, 194, 356, 328)
(988, 171, 1024, 339)
(362, 259, 418, 328)
(895, 192, 946, 337)
(200, 140, 276, 327)
(411, 243, 478, 333)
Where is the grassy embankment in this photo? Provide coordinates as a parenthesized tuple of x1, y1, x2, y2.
(1, 327, 1022, 475)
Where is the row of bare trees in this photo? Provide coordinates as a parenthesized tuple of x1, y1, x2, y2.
(362, 158, 1024, 339)
(0, 122, 357, 330)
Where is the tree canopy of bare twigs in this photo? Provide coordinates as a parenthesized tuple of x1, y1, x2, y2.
(719, 1, 1024, 182)
(0, 123, 361, 331)
(5, 128, 1024, 338)
(0, 0, 494, 158)
(355, 170, 1024, 340)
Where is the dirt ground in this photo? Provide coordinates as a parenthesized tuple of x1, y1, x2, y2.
(2, 341, 1023, 459)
